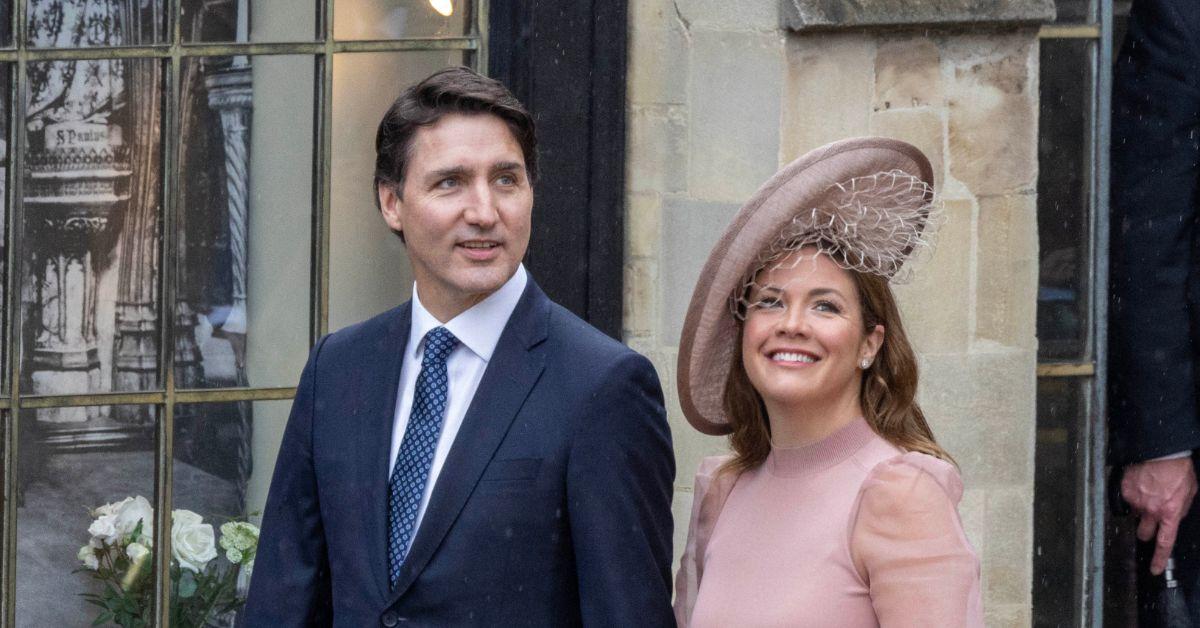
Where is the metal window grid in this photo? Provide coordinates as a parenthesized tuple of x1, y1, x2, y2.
(0, 1, 488, 625)
(1035, 0, 1112, 624)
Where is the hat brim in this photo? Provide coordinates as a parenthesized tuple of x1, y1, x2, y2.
(676, 137, 934, 436)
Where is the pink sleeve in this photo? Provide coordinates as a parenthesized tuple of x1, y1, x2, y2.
(849, 452, 983, 627)
(674, 456, 736, 627)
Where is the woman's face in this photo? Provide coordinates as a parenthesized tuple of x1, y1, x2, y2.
(740, 249, 884, 415)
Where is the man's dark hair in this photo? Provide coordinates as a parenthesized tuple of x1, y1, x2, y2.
(373, 66, 538, 211)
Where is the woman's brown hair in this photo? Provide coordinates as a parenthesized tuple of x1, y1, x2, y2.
(722, 265, 954, 473)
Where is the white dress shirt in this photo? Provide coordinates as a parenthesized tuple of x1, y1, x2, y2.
(387, 264, 528, 545)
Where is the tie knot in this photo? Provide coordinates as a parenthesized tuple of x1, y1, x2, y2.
(422, 327, 459, 365)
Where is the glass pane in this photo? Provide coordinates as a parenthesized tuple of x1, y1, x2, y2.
(0, 0, 11, 47)
(0, 63, 10, 392)
(328, 50, 465, 331)
(21, 58, 163, 398)
(1036, 39, 1093, 361)
(335, 0, 470, 40)
(16, 404, 157, 627)
(1, 410, 6, 563)
(183, 0, 317, 43)
(26, 0, 166, 48)
(171, 400, 289, 624)
(1114, 1, 1133, 55)
(1053, 0, 1093, 23)
(177, 55, 313, 390)
(1032, 377, 1087, 627)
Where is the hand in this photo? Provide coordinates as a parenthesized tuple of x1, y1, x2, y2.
(1121, 457, 1198, 575)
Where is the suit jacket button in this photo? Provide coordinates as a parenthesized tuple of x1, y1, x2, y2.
(381, 611, 398, 627)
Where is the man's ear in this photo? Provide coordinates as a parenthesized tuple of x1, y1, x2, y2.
(378, 184, 405, 234)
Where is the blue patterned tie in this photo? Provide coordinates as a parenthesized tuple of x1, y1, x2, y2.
(387, 326, 459, 587)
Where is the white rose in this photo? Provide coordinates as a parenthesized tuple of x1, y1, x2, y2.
(77, 544, 99, 570)
(93, 497, 133, 518)
(171, 510, 217, 573)
(114, 496, 154, 544)
(87, 514, 120, 546)
(126, 542, 150, 563)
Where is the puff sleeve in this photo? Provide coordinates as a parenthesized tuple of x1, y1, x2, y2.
(673, 456, 737, 627)
(849, 452, 983, 627)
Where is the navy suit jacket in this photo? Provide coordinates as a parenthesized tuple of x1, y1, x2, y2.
(243, 280, 675, 626)
(1109, 0, 1200, 465)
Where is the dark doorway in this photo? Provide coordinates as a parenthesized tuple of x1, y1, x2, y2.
(489, 1, 628, 339)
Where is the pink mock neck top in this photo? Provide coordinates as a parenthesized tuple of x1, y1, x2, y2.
(674, 418, 983, 627)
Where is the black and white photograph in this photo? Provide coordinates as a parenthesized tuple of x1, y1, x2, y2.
(15, 1, 279, 624)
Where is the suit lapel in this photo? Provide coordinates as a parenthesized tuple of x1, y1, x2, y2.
(363, 303, 412, 603)
(387, 282, 550, 604)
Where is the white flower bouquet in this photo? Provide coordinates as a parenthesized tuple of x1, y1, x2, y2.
(76, 496, 259, 627)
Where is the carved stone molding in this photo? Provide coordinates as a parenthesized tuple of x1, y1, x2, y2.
(781, 0, 1055, 31)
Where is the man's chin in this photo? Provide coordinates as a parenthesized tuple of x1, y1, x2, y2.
(451, 265, 518, 295)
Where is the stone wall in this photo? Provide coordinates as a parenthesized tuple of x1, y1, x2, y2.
(626, 2, 1041, 624)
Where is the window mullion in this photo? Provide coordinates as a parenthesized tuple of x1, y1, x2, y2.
(153, 0, 183, 623)
(313, 0, 335, 342)
(1, 0, 30, 621)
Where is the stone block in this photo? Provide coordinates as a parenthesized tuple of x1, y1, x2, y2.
(781, 34, 873, 163)
(630, 0, 680, 31)
(658, 347, 680, 420)
(629, 26, 690, 106)
(984, 487, 1034, 606)
(667, 345, 733, 494)
(675, 0, 780, 31)
(893, 197, 971, 353)
(660, 197, 742, 342)
(623, 260, 658, 339)
(672, 428, 734, 504)
(869, 108, 946, 192)
(781, 0, 1055, 30)
(874, 37, 942, 111)
(959, 486, 986, 555)
(688, 31, 784, 203)
(945, 33, 1039, 196)
(625, 338, 659, 362)
(628, 105, 688, 194)
(918, 349, 1037, 488)
(626, 192, 663, 259)
(984, 604, 1032, 628)
(671, 486, 695, 573)
(975, 193, 1038, 350)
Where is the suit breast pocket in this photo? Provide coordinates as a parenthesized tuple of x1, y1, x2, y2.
(478, 457, 542, 489)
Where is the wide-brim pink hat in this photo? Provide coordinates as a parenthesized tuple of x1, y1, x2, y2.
(676, 137, 935, 435)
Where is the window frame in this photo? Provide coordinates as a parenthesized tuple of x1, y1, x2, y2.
(1033, 0, 1112, 625)
(0, 1, 488, 624)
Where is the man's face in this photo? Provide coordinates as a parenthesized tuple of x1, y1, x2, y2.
(379, 113, 533, 321)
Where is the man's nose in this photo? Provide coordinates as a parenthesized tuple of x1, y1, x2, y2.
(463, 181, 499, 228)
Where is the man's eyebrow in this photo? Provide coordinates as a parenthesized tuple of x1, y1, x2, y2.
(491, 161, 524, 173)
(426, 166, 468, 180)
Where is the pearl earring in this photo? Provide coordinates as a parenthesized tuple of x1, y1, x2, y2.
(860, 358, 871, 369)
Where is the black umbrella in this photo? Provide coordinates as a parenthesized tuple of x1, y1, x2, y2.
(1111, 468, 1197, 627)
(1140, 555, 1196, 628)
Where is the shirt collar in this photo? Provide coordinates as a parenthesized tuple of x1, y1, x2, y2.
(409, 264, 528, 362)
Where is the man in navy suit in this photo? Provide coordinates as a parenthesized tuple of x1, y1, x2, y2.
(243, 66, 675, 626)
(1110, 0, 1200, 621)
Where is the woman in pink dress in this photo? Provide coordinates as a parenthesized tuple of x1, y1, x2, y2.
(674, 137, 983, 627)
